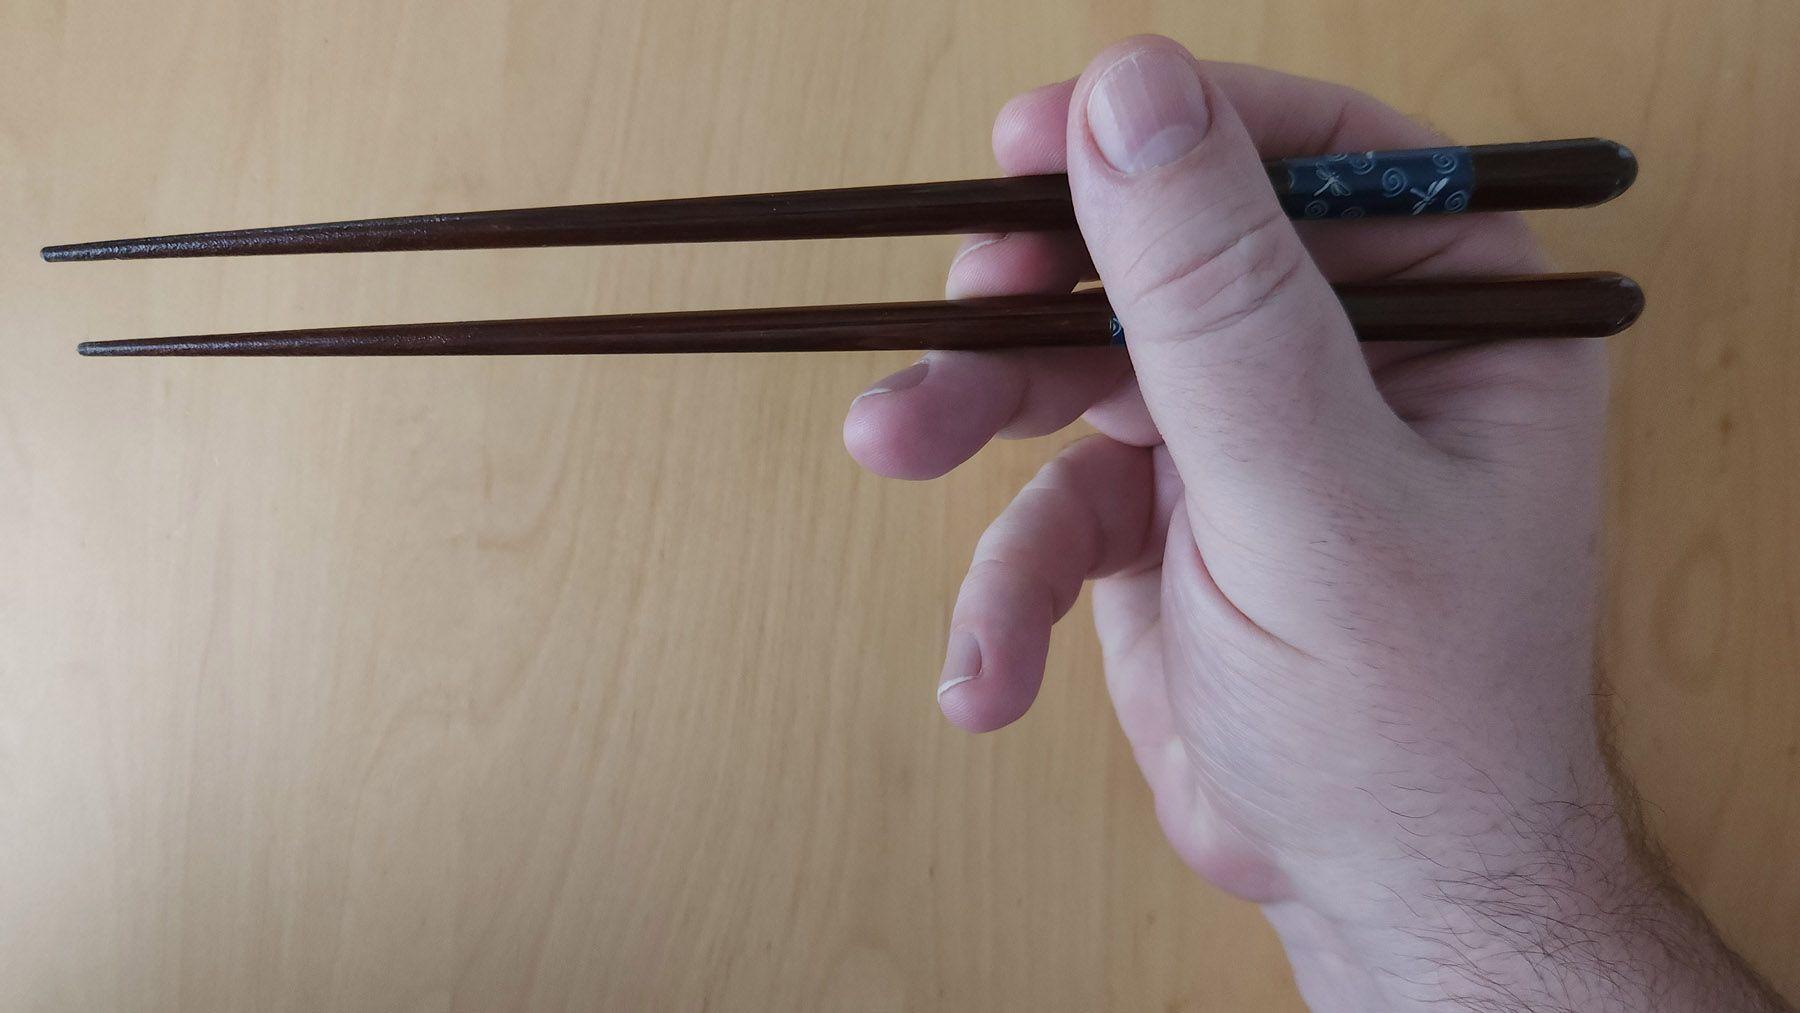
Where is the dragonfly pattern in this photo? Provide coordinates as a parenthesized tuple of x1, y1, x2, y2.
(1276, 145, 1472, 220)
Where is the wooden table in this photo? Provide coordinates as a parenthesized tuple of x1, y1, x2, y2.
(4, 2, 1795, 1008)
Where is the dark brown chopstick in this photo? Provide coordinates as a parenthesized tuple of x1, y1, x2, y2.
(42, 139, 1635, 262)
(76, 273, 1643, 357)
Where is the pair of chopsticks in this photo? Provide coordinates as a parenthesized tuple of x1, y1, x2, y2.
(48, 138, 1642, 356)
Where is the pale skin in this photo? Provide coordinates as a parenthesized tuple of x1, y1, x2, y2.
(843, 36, 1790, 1013)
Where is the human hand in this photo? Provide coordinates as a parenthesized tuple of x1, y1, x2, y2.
(844, 36, 1786, 1012)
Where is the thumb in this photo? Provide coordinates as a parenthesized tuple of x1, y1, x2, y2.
(1066, 38, 1415, 548)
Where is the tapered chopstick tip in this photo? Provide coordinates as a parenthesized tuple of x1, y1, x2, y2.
(43, 242, 124, 263)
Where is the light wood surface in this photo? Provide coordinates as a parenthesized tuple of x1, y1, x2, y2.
(3, 1, 1795, 1009)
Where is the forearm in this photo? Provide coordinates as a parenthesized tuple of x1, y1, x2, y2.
(1264, 799, 1791, 1012)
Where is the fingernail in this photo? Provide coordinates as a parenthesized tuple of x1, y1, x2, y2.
(946, 234, 1008, 299)
(936, 630, 982, 699)
(1086, 48, 1210, 174)
(853, 360, 929, 403)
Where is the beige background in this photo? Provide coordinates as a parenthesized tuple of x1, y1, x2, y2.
(3, 1, 1795, 1009)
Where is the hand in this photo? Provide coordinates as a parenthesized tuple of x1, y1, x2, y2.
(843, 36, 1788, 1012)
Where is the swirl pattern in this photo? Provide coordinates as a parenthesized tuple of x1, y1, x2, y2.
(1272, 145, 1474, 219)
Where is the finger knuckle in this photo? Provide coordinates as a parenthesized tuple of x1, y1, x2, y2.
(965, 555, 1073, 620)
(1124, 204, 1310, 341)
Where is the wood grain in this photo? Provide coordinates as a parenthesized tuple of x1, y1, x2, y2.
(0, 1, 1794, 1010)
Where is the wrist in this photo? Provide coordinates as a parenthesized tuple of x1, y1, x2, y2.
(1262, 794, 1787, 1011)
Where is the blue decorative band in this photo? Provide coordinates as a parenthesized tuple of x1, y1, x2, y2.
(1274, 145, 1473, 220)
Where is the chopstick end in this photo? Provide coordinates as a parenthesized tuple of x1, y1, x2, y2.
(1599, 139, 1639, 204)
(1608, 274, 1646, 335)
(43, 242, 122, 263)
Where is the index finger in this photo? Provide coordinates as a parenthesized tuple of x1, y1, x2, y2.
(976, 64, 1545, 284)
(845, 61, 1547, 481)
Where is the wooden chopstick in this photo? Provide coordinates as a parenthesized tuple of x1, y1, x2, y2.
(75, 274, 1644, 357)
(42, 139, 1635, 262)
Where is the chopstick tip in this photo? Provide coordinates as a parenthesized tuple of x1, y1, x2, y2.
(43, 243, 113, 263)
